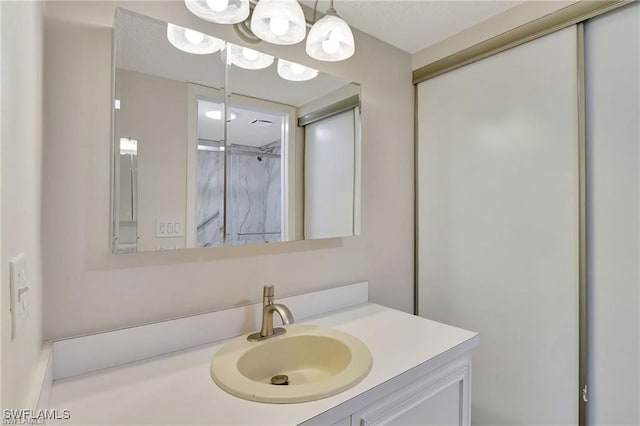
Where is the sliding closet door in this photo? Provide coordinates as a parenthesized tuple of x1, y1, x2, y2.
(585, 4, 640, 424)
(417, 27, 579, 424)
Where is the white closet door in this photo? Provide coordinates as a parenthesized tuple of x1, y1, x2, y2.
(304, 109, 355, 239)
(417, 27, 579, 424)
(585, 3, 640, 424)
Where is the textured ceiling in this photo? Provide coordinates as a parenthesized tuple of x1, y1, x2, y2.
(300, 0, 523, 54)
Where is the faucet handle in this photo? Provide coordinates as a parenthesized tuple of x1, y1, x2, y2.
(263, 285, 274, 297)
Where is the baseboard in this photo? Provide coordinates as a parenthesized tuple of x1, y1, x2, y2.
(23, 342, 53, 411)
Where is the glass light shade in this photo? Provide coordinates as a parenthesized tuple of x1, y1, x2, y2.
(167, 23, 225, 54)
(228, 44, 275, 70)
(277, 59, 319, 81)
(250, 0, 306, 45)
(184, 0, 250, 24)
(306, 12, 355, 61)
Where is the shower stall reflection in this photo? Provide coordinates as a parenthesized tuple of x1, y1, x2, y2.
(196, 142, 224, 247)
(196, 100, 284, 247)
(226, 142, 281, 246)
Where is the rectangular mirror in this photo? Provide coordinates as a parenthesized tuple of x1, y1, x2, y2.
(111, 9, 361, 253)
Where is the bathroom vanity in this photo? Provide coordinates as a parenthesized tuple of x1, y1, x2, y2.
(44, 283, 478, 425)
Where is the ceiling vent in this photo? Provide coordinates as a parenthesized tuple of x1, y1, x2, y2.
(250, 119, 273, 127)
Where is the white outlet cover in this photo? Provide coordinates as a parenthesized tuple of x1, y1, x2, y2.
(156, 218, 185, 238)
(9, 253, 29, 339)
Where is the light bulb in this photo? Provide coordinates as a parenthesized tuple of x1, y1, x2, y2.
(205, 110, 237, 120)
(205, 110, 222, 120)
(290, 63, 305, 74)
(250, 0, 306, 45)
(277, 59, 319, 81)
(269, 16, 290, 36)
(322, 37, 340, 55)
(119, 138, 138, 155)
(185, 0, 249, 24)
(228, 43, 274, 70)
(242, 47, 260, 61)
(306, 13, 354, 61)
(205, 0, 229, 12)
(184, 28, 205, 45)
(167, 23, 225, 54)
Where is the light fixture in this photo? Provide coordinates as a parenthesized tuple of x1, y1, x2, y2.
(227, 43, 274, 70)
(206, 110, 238, 121)
(120, 138, 138, 155)
(306, 1, 354, 62)
(198, 145, 226, 152)
(206, 110, 223, 120)
(182, 0, 356, 63)
(166, 23, 225, 54)
(277, 59, 318, 81)
(184, 0, 250, 24)
(250, 0, 306, 45)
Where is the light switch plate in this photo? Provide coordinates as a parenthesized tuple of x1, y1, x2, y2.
(9, 253, 29, 339)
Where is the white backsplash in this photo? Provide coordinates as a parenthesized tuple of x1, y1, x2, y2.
(51, 282, 369, 380)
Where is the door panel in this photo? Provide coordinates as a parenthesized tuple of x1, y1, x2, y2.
(417, 27, 579, 424)
(585, 3, 640, 424)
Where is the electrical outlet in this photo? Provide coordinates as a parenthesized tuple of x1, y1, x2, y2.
(9, 253, 29, 339)
(156, 218, 184, 238)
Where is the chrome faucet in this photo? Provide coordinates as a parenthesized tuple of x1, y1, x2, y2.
(247, 285, 295, 341)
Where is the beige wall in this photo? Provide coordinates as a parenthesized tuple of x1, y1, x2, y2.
(116, 69, 188, 251)
(1, 1, 44, 409)
(42, 1, 414, 340)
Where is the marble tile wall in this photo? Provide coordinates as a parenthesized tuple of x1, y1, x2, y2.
(197, 142, 281, 247)
(226, 142, 281, 245)
(197, 149, 224, 247)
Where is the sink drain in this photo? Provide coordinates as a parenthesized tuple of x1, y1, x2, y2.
(270, 374, 289, 385)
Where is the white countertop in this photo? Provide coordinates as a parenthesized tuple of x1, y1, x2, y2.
(48, 303, 478, 425)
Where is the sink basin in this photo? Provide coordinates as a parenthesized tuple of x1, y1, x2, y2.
(210, 324, 373, 403)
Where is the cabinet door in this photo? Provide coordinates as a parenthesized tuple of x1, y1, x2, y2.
(331, 416, 352, 426)
(354, 362, 470, 426)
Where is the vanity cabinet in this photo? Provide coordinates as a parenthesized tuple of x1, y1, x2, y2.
(45, 295, 478, 426)
(306, 353, 472, 426)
